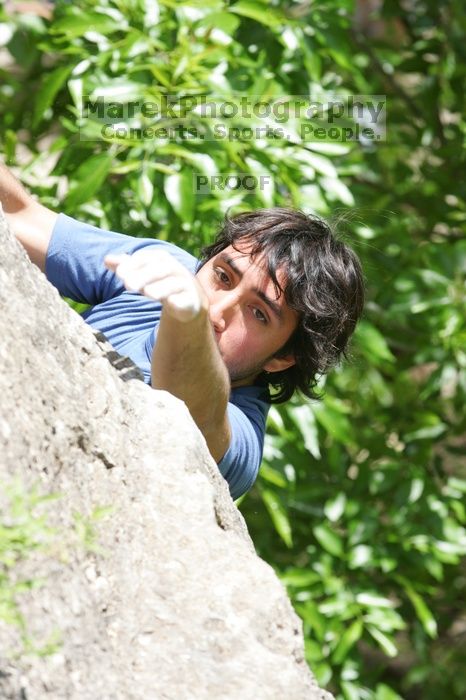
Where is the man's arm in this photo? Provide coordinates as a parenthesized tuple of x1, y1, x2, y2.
(104, 250, 232, 463)
(0, 162, 57, 271)
(152, 306, 231, 462)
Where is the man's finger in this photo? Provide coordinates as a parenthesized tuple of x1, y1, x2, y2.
(122, 261, 178, 293)
(142, 277, 187, 302)
(142, 278, 202, 320)
(104, 253, 131, 272)
(105, 252, 180, 290)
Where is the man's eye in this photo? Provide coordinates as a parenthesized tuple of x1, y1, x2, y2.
(253, 308, 268, 324)
(215, 268, 230, 285)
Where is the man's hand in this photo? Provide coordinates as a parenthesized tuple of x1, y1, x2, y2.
(104, 250, 206, 322)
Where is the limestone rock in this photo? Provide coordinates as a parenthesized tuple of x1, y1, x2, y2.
(0, 210, 333, 700)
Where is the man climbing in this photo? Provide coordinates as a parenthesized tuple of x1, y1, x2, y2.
(0, 162, 364, 500)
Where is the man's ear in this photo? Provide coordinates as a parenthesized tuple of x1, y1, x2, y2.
(262, 354, 295, 374)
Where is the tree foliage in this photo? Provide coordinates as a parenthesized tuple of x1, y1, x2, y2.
(0, 1, 465, 698)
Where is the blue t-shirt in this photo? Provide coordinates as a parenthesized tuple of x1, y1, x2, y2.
(45, 214, 270, 500)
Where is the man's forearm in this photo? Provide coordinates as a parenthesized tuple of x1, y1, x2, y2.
(0, 162, 57, 271)
(151, 307, 231, 462)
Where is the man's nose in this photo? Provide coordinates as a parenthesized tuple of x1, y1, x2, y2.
(209, 292, 238, 333)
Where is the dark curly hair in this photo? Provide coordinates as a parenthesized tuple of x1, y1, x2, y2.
(200, 208, 365, 403)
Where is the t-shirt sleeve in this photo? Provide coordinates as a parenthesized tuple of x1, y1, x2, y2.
(217, 390, 270, 501)
(45, 213, 196, 305)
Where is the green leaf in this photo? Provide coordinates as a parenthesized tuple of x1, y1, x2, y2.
(321, 176, 355, 206)
(33, 64, 73, 129)
(408, 478, 424, 503)
(367, 625, 398, 657)
(65, 153, 113, 208)
(260, 464, 287, 488)
(304, 637, 324, 663)
(293, 150, 338, 178)
(313, 403, 354, 445)
(306, 142, 351, 156)
(164, 170, 195, 224)
(141, 0, 160, 27)
(324, 493, 346, 523)
(312, 661, 333, 687)
(355, 321, 395, 364)
(363, 607, 406, 633)
(267, 406, 285, 433)
(287, 404, 320, 459)
(403, 586, 438, 638)
(348, 544, 373, 569)
(332, 618, 363, 664)
(230, 1, 284, 28)
(341, 681, 364, 700)
(298, 600, 326, 642)
(313, 523, 344, 557)
(197, 12, 241, 34)
(50, 12, 123, 39)
(356, 592, 395, 608)
(88, 81, 145, 102)
(403, 423, 447, 442)
(138, 169, 154, 208)
(261, 489, 293, 547)
(280, 569, 320, 587)
(446, 477, 466, 494)
(324, 493, 347, 522)
(375, 683, 405, 700)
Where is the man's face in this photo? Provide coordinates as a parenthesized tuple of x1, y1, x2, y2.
(196, 243, 298, 387)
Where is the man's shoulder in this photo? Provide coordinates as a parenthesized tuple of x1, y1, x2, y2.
(150, 238, 199, 275)
(52, 213, 199, 274)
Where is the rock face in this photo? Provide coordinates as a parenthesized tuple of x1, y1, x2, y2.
(0, 210, 333, 700)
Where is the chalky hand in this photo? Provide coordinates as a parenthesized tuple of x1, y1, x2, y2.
(104, 250, 204, 323)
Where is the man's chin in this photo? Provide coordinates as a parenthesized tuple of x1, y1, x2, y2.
(219, 348, 263, 386)
(228, 363, 263, 387)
